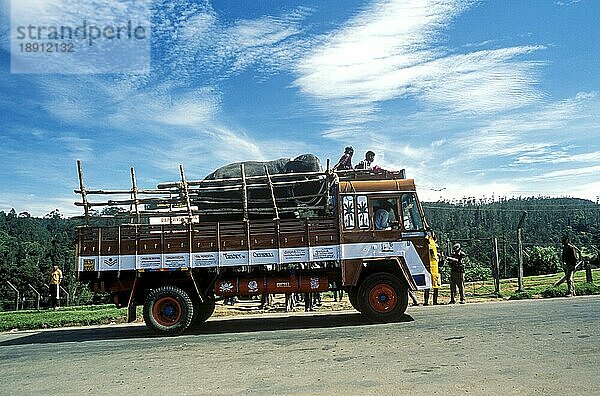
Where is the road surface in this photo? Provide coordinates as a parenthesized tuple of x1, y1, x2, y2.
(0, 296, 599, 395)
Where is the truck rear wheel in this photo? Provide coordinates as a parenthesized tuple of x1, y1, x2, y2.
(192, 299, 216, 325)
(143, 285, 194, 336)
(358, 273, 408, 322)
(348, 287, 362, 313)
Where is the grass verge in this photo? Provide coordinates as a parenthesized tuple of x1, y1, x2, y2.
(0, 305, 130, 332)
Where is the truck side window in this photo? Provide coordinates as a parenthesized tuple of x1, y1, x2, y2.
(372, 198, 398, 230)
(342, 195, 355, 230)
(357, 195, 369, 229)
(401, 193, 424, 231)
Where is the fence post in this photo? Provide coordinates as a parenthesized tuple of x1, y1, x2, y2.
(517, 211, 527, 292)
(587, 246, 599, 284)
(28, 284, 41, 310)
(492, 237, 500, 296)
(6, 281, 20, 311)
(60, 285, 70, 307)
(585, 261, 593, 283)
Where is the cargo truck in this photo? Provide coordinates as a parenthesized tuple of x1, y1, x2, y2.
(75, 158, 437, 335)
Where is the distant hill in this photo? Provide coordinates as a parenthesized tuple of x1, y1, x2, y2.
(423, 197, 599, 245)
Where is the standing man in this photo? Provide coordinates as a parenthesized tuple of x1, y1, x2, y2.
(48, 265, 63, 309)
(447, 243, 467, 304)
(561, 236, 579, 297)
(424, 235, 442, 305)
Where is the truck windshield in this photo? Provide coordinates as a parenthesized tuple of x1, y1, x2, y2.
(372, 198, 398, 230)
(401, 193, 423, 231)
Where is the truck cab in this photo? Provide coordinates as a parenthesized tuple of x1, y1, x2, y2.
(334, 176, 433, 318)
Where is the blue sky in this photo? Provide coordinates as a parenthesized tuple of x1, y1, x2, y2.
(1, 0, 599, 216)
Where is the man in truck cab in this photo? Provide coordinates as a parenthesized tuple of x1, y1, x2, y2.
(374, 199, 397, 230)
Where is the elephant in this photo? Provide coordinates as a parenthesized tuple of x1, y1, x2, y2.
(204, 154, 322, 180)
(193, 154, 325, 220)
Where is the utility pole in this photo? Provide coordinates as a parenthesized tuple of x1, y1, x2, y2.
(517, 211, 528, 292)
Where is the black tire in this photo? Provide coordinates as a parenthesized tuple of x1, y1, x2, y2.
(357, 273, 408, 322)
(348, 287, 362, 312)
(143, 285, 194, 336)
(192, 299, 216, 325)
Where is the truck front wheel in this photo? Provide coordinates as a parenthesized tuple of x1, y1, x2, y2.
(358, 273, 408, 322)
(143, 285, 194, 336)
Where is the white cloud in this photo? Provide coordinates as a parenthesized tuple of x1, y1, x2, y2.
(555, 0, 582, 6)
(529, 165, 600, 180)
(135, 122, 316, 179)
(293, 0, 544, 136)
(415, 46, 543, 113)
(516, 151, 600, 165)
(57, 135, 94, 161)
(108, 86, 220, 129)
(166, 4, 313, 80)
(457, 91, 599, 160)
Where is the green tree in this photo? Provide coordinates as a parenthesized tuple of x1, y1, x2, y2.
(525, 246, 560, 276)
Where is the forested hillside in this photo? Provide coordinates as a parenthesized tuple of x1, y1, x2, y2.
(423, 197, 600, 281)
(0, 197, 598, 309)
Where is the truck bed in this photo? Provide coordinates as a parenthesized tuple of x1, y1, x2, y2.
(77, 217, 339, 273)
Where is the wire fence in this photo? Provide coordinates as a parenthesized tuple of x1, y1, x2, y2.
(0, 282, 87, 312)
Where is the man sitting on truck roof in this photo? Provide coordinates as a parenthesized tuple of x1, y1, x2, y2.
(333, 146, 354, 171)
(355, 150, 375, 170)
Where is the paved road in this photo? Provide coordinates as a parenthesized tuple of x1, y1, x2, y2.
(0, 296, 599, 395)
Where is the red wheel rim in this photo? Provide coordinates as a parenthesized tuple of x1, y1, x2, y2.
(153, 296, 182, 327)
(368, 284, 397, 313)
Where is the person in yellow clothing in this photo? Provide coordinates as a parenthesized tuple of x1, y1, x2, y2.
(424, 235, 442, 305)
(48, 265, 63, 309)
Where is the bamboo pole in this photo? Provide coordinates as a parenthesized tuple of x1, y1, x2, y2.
(179, 165, 194, 224)
(130, 167, 140, 224)
(74, 205, 327, 217)
(241, 163, 249, 221)
(76, 160, 90, 223)
(181, 175, 326, 192)
(264, 164, 279, 220)
(74, 197, 182, 207)
(74, 188, 168, 195)
(73, 191, 327, 206)
(325, 158, 331, 213)
(156, 169, 326, 189)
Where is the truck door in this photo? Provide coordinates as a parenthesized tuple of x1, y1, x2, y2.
(339, 194, 401, 249)
(399, 192, 431, 287)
